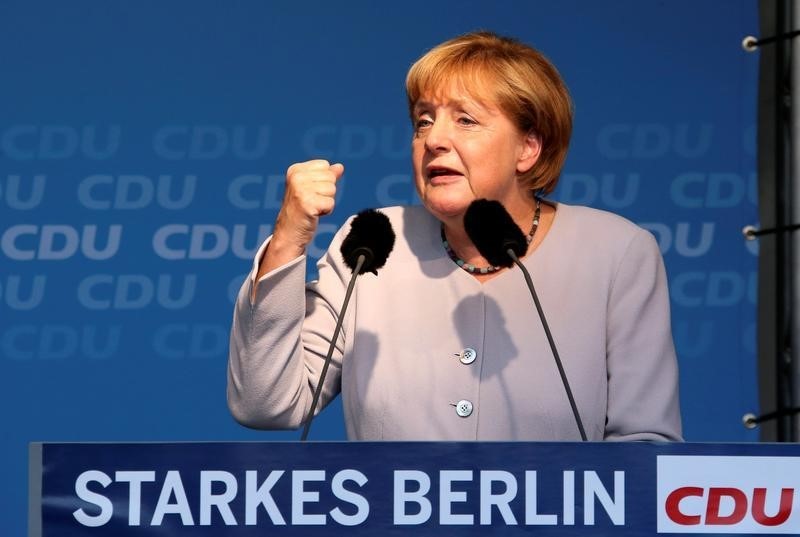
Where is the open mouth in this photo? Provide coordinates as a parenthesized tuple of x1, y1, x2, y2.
(427, 166, 462, 180)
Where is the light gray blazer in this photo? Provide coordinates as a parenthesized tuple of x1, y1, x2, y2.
(227, 203, 682, 441)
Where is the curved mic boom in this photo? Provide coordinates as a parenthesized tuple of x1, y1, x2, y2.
(302, 209, 395, 440)
(464, 199, 588, 441)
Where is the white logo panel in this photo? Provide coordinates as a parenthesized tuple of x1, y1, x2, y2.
(657, 456, 800, 533)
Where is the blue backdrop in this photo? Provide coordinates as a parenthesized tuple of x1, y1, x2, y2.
(1, 1, 759, 534)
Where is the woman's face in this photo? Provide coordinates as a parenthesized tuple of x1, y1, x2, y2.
(411, 82, 540, 224)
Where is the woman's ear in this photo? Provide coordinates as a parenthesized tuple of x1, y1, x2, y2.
(517, 131, 542, 174)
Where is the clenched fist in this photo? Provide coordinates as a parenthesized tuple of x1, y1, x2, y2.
(256, 160, 344, 279)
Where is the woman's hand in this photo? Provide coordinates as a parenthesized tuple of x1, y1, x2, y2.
(256, 159, 344, 279)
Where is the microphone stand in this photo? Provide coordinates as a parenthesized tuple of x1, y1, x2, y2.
(507, 248, 588, 441)
(300, 253, 366, 441)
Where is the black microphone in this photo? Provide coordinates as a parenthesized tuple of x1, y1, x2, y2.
(464, 198, 527, 267)
(340, 208, 396, 274)
(464, 199, 588, 441)
(301, 209, 395, 440)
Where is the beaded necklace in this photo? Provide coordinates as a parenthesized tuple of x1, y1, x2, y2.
(441, 198, 542, 274)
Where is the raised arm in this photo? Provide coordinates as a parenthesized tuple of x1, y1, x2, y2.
(227, 159, 347, 430)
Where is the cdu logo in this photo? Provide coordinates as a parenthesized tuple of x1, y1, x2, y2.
(657, 456, 799, 533)
(1, 125, 120, 160)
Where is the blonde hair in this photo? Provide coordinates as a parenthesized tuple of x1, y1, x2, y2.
(406, 31, 572, 193)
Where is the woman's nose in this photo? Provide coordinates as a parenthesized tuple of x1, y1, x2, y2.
(424, 119, 452, 153)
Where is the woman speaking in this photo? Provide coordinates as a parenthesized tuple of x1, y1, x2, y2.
(227, 31, 682, 441)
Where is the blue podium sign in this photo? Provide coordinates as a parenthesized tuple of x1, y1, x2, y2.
(30, 441, 800, 535)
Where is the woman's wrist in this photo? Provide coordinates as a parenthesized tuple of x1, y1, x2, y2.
(256, 235, 305, 280)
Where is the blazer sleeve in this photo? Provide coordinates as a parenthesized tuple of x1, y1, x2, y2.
(603, 228, 683, 441)
(226, 229, 350, 430)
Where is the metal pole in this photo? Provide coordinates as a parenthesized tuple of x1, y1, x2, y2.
(756, 0, 796, 441)
(791, 0, 800, 440)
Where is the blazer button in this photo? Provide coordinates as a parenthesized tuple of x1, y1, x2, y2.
(458, 348, 477, 365)
(454, 400, 473, 417)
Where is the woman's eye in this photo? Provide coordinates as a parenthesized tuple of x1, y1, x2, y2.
(415, 118, 433, 130)
(457, 116, 477, 126)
